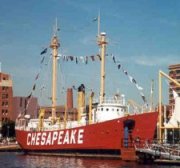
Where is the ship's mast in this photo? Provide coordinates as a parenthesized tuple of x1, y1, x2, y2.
(50, 20, 60, 123)
(97, 13, 107, 104)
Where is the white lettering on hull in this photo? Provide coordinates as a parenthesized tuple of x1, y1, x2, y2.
(27, 129, 84, 146)
(41, 132, 46, 145)
(58, 131, 64, 144)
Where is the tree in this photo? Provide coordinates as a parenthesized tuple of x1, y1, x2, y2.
(1, 120, 15, 138)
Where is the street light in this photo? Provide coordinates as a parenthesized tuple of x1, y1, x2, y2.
(7, 125, 10, 141)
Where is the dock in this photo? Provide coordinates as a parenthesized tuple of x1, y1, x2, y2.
(1, 140, 180, 166)
(154, 159, 180, 165)
(134, 140, 180, 164)
(0, 143, 21, 152)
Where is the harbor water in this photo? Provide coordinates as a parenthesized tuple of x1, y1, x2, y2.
(0, 152, 179, 168)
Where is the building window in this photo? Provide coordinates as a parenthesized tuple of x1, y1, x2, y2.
(2, 109, 5, 115)
(2, 101, 8, 107)
(176, 70, 180, 73)
(2, 94, 8, 99)
(2, 87, 8, 91)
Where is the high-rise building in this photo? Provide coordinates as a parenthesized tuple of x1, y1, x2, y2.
(169, 64, 180, 107)
(0, 72, 13, 128)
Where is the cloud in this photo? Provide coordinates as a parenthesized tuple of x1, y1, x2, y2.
(159, 18, 178, 27)
(65, 0, 93, 13)
(81, 34, 96, 45)
(130, 55, 180, 67)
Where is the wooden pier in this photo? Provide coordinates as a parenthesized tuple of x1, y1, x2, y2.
(0, 143, 21, 152)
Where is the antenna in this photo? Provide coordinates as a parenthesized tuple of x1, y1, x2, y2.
(53, 18, 59, 37)
(97, 10, 101, 37)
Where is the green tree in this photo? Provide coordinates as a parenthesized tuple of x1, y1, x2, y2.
(1, 120, 15, 138)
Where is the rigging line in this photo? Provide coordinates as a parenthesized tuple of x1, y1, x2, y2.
(45, 54, 52, 102)
(39, 53, 52, 106)
(60, 17, 97, 34)
(24, 53, 49, 114)
(58, 53, 67, 93)
(165, 79, 174, 91)
(58, 58, 65, 96)
(58, 54, 67, 105)
(61, 63, 68, 106)
(108, 37, 121, 45)
(58, 51, 67, 90)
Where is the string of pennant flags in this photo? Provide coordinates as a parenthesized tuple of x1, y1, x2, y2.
(59, 52, 148, 105)
(58, 54, 102, 64)
(110, 54, 147, 105)
(24, 47, 148, 115)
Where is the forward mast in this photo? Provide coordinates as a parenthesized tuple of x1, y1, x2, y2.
(50, 22, 60, 124)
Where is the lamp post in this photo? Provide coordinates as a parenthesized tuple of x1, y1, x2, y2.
(7, 125, 10, 142)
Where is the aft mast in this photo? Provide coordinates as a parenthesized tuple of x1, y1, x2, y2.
(97, 12, 107, 104)
(50, 20, 60, 124)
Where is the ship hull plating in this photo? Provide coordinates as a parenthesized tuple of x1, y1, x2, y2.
(16, 112, 158, 157)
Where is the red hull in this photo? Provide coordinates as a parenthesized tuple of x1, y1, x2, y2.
(16, 112, 158, 155)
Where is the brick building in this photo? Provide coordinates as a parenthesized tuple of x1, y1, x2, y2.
(0, 72, 13, 128)
(12, 96, 39, 121)
(41, 105, 77, 121)
(40, 88, 77, 121)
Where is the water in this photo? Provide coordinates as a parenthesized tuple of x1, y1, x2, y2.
(0, 152, 178, 168)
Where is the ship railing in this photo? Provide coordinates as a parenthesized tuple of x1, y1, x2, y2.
(93, 97, 126, 106)
(121, 138, 156, 149)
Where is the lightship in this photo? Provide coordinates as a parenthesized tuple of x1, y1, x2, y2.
(15, 19, 158, 157)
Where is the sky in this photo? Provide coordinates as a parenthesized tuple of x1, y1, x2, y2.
(0, 0, 180, 106)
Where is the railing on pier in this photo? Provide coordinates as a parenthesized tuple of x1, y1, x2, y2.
(134, 139, 180, 160)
